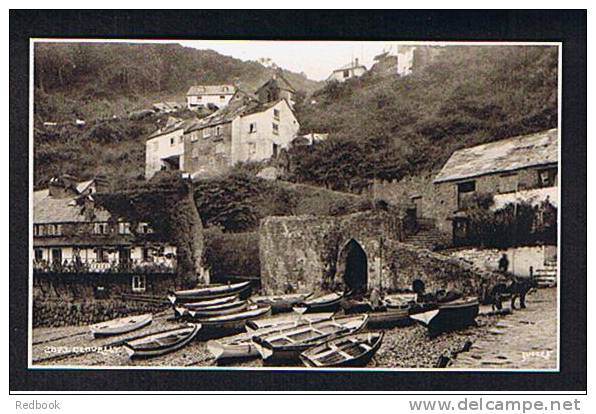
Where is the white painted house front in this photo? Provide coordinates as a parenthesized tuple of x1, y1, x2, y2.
(230, 99, 300, 164)
(186, 84, 236, 110)
(145, 119, 189, 179)
(328, 59, 367, 83)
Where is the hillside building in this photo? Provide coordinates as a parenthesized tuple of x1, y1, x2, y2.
(432, 128, 558, 243)
(33, 175, 178, 295)
(144, 117, 197, 178)
(327, 58, 367, 83)
(146, 76, 301, 180)
(186, 84, 236, 110)
(255, 72, 296, 108)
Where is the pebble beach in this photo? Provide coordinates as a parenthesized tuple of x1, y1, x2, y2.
(31, 288, 557, 370)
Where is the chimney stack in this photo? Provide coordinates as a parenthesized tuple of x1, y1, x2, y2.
(355, 58, 359, 66)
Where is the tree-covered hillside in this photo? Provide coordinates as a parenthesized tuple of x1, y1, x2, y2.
(34, 42, 321, 122)
(289, 46, 558, 192)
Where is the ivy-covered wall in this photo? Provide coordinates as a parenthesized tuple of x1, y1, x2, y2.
(95, 172, 204, 287)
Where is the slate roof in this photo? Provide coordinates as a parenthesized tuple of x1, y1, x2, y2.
(185, 95, 268, 132)
(34, 181, 111, 224)
(256, 74, 296, 93)
(333, 61, 367, 72)
(147, 118, 196, 139)
(433, 129, 558, 184)
(186, 85, 236, 96)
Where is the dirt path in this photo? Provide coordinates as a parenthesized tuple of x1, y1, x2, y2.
(451, 288, 558, 369)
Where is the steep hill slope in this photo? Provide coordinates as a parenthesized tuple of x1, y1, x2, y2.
(290, 45, 558, 192)
(32, 42, 321, 188)
(34, 42, 321, 122)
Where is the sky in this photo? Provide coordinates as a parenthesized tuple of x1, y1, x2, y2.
(178, 40, 392, 81)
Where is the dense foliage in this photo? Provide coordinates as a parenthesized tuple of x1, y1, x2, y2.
(291, 46, 558, 191)
(193, 172, 371, 232)
(94, 172, 203, 286)
(203, 229, 261, 283)
(462, 194, 557, 248)
(34, 42, 321, 122)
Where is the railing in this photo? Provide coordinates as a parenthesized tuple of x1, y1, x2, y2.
(32, 259, 177, 274)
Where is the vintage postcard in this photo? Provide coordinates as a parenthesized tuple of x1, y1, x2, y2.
(29, 39, 560, 372)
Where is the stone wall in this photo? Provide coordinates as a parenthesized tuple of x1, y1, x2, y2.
(33, 273, 180, 301)
(259, 209, 499, 298)
(33, 298, 167, 328)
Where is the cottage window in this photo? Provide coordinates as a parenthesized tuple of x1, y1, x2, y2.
(51, 248, 62, 264)
(272, 143, 279, 158)
(118, 222, 131, 235)
(538, 167, 557, 188)
(192, 147, 200, 159)
(272, 123, 279, 135)
(249, 123, 257, 134)
(203, 128, 211, 138)
(95, 223, 109, 235)
(34, 248, 43, 261)
(138, 223, 151, 234)
(248, 142, 257, 156)
(273, 109, 280, 120)
(33, 224, 41, 236)
(132, 275, 146, 293)
(457, 180, 476, 210)
(142, 247, 153, 262)
(343, 69, 350, 78)
(216, 126, 222, 136)
(499, 173, 518, 194)
(219, 95, 226, 100)
(190, 132, 199, 142)
(96, 248, 108, 263)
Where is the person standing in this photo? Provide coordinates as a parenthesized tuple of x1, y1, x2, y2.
(498, 253, 509, 274)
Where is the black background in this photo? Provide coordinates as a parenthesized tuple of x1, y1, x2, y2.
(9, 9, 587, 392)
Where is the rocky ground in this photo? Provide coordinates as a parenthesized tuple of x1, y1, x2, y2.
(31, 288, 557, 369)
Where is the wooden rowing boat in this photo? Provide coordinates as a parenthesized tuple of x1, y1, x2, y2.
(300, 332, 384, 368)
(252, 314, 369, 361)
(292, 292, 343, 314)
(168, 282, 251, 304)
(384, 293, 417, 310)
(249, 292, 313, 313)
(174, 300, 248, 319)
(245, 312, 335, 333)
(123, 324, 200, 358)
(409, 297, 479, 336)
(367, 307, 413, 329)
(173, 294, 239, 310)
(197, 306, 272, 332)
(89, 313, 152, 338)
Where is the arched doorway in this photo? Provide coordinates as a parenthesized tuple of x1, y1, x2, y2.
(338, 239, 368, 294)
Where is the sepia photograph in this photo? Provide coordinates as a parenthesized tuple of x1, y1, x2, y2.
(27, 38, 562, 372)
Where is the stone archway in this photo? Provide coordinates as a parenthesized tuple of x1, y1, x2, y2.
(337, 239, 368, 294)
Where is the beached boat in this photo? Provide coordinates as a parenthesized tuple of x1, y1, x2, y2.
(409, 297, 479, 336)
(300, 332, 384, 368)
(293, 292, 343, 314)
(90, 313, 152, 338)
(197, 306, 272, 332)
(178, 294, 239, 309)
(384, 293, 417, 310)
(168, 282, 251, 304)
(174, 300, 248, 319)
(367, 307, 413, 329)
(249, 292, 313, 313)
(252, 314, 369, 361)
(245, 312, 335, 333)
(123, 324, 200, 358)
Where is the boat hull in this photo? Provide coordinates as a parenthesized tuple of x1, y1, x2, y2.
(293, 293, 343, 314)
(90, 314, 153, 338)
(250, 293, 313, 314)
(253, 314, 368, 362)
(300, 332, 384, 368)
(169, 282, 252, 304)
(411, 298, 479, 336)
(123, 324, 200, 359)
(367, 309, 413, 329)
